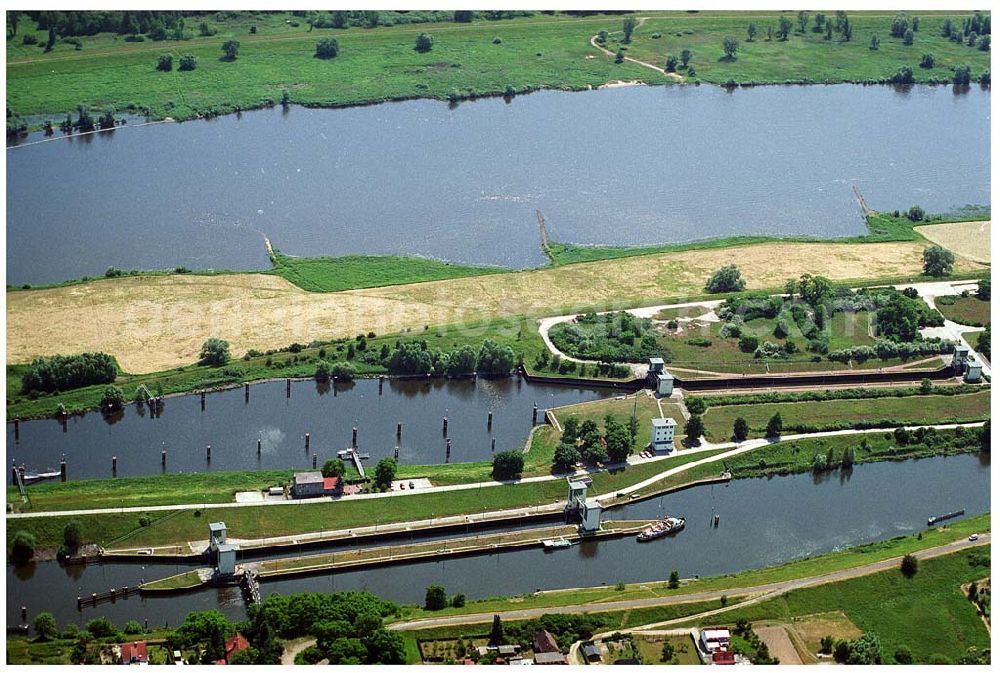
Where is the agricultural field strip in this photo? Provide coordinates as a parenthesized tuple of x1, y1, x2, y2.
(7, 241, 982, 374)
(537, 278, 985, 374)
(388, 535, 990, 631)
(8, 422, 984, 521)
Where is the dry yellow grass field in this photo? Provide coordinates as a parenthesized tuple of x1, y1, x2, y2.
(7, 241, 985, 373)
(915, 220, 992, 264)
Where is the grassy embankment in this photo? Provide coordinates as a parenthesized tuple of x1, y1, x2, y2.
(701, 390, 990, 440)
(391, 514, 987, 622)
(6, 445, 731, 548)
(267, 250, 508, 293)
(8, 11, 990, 126)
(676, 548, 990, 664)
(936, 294, 991, 327)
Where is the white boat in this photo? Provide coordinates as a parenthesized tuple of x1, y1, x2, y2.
(21, 470, 60, 484)
(637, 516, 685, 542)
(542, 538, 574, 550)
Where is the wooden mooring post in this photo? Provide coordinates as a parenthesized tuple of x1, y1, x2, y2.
(305, 433, 310, 450)
(112, 456, 117, 475)
(60, 458, 67, 482)
(286, 379, 291, 397)
(487, 411, 493, 429)
(206, 445, 212, 461)
(13, 419, 19, 441)
(442, 417, 448, 436)
(352, 427, 358, 446)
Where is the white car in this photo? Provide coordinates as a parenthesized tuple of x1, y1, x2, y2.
(969, 534, 979, 541)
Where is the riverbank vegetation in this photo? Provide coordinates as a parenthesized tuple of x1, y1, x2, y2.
(677, 548, 991, 665)
(7, 11, 990, 129)
(267, 251, 507, 293)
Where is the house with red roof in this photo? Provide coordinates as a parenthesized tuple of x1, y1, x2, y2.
(224, 633, 250, 663)
(119, 641, 148, 665)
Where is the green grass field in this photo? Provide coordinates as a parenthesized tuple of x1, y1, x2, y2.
(679, 548, 991, 664)
(618, 11, 991, 85)
(936, 294, 991, 327)
(8, 11, 990, 125)
(267, 251, 507, 293)
(702, 390, 990, 439)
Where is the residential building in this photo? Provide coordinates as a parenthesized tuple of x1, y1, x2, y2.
(224, 633, 250, 663)
(533, 630, 560, 654)
(119, 641, 148, 665)
(582, 644, 602, 663)
(700, 628, 731, 654)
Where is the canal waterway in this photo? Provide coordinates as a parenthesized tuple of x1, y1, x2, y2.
(7, 84, 990, 285)
(7, 452, 989, 628)
(7, 377, 613, 482)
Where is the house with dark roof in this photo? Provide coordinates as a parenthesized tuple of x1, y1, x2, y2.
(533, 651, 567, 665)
(582, 644, 602, 663)
(533, 630, 560, 654)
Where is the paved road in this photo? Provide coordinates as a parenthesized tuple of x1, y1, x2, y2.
(9, 422, 983, 522)
(389, 534, 990, 631)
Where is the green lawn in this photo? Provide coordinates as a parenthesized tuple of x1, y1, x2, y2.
(635, 634, 701, 665)
(702, 390, 990, 439)
(268, 251, 507, 293)
(936, 295, 991, 327)
(7, 11, 990, 125)
(619, 11, 991, 86)
(678, 549, 991, 664)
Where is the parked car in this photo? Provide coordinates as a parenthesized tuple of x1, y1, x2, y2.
(969, 533, 979, 541)
(408, 481, 415, 489)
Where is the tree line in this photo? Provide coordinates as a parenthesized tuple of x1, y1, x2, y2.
(20, 352, 117, 394)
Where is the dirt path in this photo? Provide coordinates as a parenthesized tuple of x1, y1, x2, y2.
(589, 17, 685, 81)
(280, 637, 316, 665)
(754, 625, 802, 665)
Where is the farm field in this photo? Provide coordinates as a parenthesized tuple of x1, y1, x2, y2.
(916, 220, 992, 264)
(8, 240, 976, 374)
(681, 548, 991, 665)
(701, 390, 990, 439)
(936, 294, 991, 326)
(7, 11, 991, 125)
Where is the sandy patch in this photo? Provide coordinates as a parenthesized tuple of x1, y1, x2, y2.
(7, 241, 984, 374)
(599, 79, 645, 88)
(754, 625, 802, 665)
(916, 220, 991, 263)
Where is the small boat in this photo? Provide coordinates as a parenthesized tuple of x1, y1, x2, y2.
(357, 453, 371, 460)
(927, 510, 964, 526)
(542, 538, 574, 550)
(21, 470, 60, 484)
(637, 516, 685, 542)
(337, 449, 354, 459)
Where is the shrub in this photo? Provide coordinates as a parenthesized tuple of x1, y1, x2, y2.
(321, 459, 346, 478)
(738, 335, 759, 353)
(63, 519, 83, 547)
(178, 54, 196, 71)
(22, 34, 38, 45)
(923, 245, 955, 277)
(492, 450, 524, 480)
(199, 338, 231, 366)
(906, 205, 925, 221)
(686, 397, 706, 414)
(11, 531, 36, 562)
(221, 40, 240, 60)
(424, 585, 447, 611)
(21, 352, 117, 394)
(900, 553, 918, 577)
(156, 54, 172, 71)
(315, 37, 340, 59)
(492, 36, 502, 44)
(920, 53, 935, 68)
(704, 264, 746, 293)
(415, 32, 433, 52)
(101, 385, 126, 413)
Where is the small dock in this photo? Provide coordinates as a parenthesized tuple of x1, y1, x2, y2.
(76, 586, 139, 610)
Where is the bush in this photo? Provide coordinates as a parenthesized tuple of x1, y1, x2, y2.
(156, 54, 172, 71)
(450, 593, 466, 608)
(424, 585, 447, 611)
(199, 338, 231, 366)
(33, 613, 58, 640)
(85, 617, 117, 638)
(704, 265, 746, 293)
(415, 32, 433, 52)
(920, 53, 935, 68)
(11, 531, 36, 562)
(178, 54, 196, 71)
(64, 519, 83, 547)
(492, 450, 524, 480)
(315, 37, 340, 59)
(21, 352, 117, 394)
(686, 397, 706, 415)
(331, 362, 356, 380)
(738, 335, 759, 353)
(900, 553, 918, 577)
(321, 458, 346, 478)
(221, 40, 240, 60)
(101, 385, 126, 413)
(22, 34, 38, 45)
(123, 620, 144, 635)
(906, 205, 925, 221)
(492, 36, 502, 44)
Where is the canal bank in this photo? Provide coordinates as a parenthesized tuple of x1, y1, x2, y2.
(6, 452, 989, 628)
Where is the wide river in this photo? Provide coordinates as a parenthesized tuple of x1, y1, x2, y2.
(6, 453, 989, 627)
(7, 377, 613, 482)
(6, 84, 990, 285)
